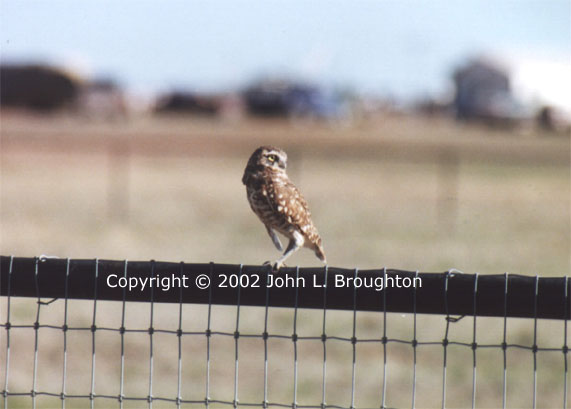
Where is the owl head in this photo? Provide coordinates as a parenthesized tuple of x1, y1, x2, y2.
(243, 146, 287, 184)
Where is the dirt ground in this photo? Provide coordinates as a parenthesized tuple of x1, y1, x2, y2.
(1, 113, 569, 407)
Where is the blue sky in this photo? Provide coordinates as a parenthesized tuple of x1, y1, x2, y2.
(1, 0, 570, 99)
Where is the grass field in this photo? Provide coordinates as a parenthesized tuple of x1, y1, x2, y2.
(1, 113, 569, 407)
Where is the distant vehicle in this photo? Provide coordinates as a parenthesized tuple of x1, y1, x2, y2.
(155, 91, 221, 116)
(1, 64, 81, 111)
(243, 79, 345, 119)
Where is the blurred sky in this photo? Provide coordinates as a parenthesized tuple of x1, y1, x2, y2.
(1, 0, 570, 100)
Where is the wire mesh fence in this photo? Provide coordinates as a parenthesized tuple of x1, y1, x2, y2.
(1, 256, 569, 408)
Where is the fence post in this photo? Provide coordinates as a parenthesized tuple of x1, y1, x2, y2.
(437, 148, 459, 233)
(107, 137, 130, 222)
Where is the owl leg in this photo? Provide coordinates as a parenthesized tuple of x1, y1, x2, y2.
(265, 225, 283, 251)
(274, 231, 304, 270)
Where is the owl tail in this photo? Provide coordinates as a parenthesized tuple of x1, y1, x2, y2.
(314, 244, 326, 264)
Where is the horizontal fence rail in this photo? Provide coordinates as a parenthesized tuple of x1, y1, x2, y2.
(1, 255, 569, 408)
(1, 256, 568, 320)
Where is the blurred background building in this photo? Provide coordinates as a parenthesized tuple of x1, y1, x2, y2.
(1, 0, 569, 131)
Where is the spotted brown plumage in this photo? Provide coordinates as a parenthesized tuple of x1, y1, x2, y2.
(242, 146, 326, 269)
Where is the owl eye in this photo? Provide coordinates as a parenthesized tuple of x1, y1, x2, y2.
(267, 154, 277, 163)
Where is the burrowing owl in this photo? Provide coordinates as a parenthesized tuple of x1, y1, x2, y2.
(242, 146, 326, 269)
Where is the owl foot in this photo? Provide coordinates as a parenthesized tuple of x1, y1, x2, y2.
(262, 260, 286, 272)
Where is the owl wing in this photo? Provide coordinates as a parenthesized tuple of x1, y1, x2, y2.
(271, 180, 321, 243)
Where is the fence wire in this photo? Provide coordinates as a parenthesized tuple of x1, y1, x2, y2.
(1, 256, 569, 408)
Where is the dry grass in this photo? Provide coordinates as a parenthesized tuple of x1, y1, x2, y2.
(1, 113, 569, 408)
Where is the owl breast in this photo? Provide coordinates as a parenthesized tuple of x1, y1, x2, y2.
(246, 174, 291, 235)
